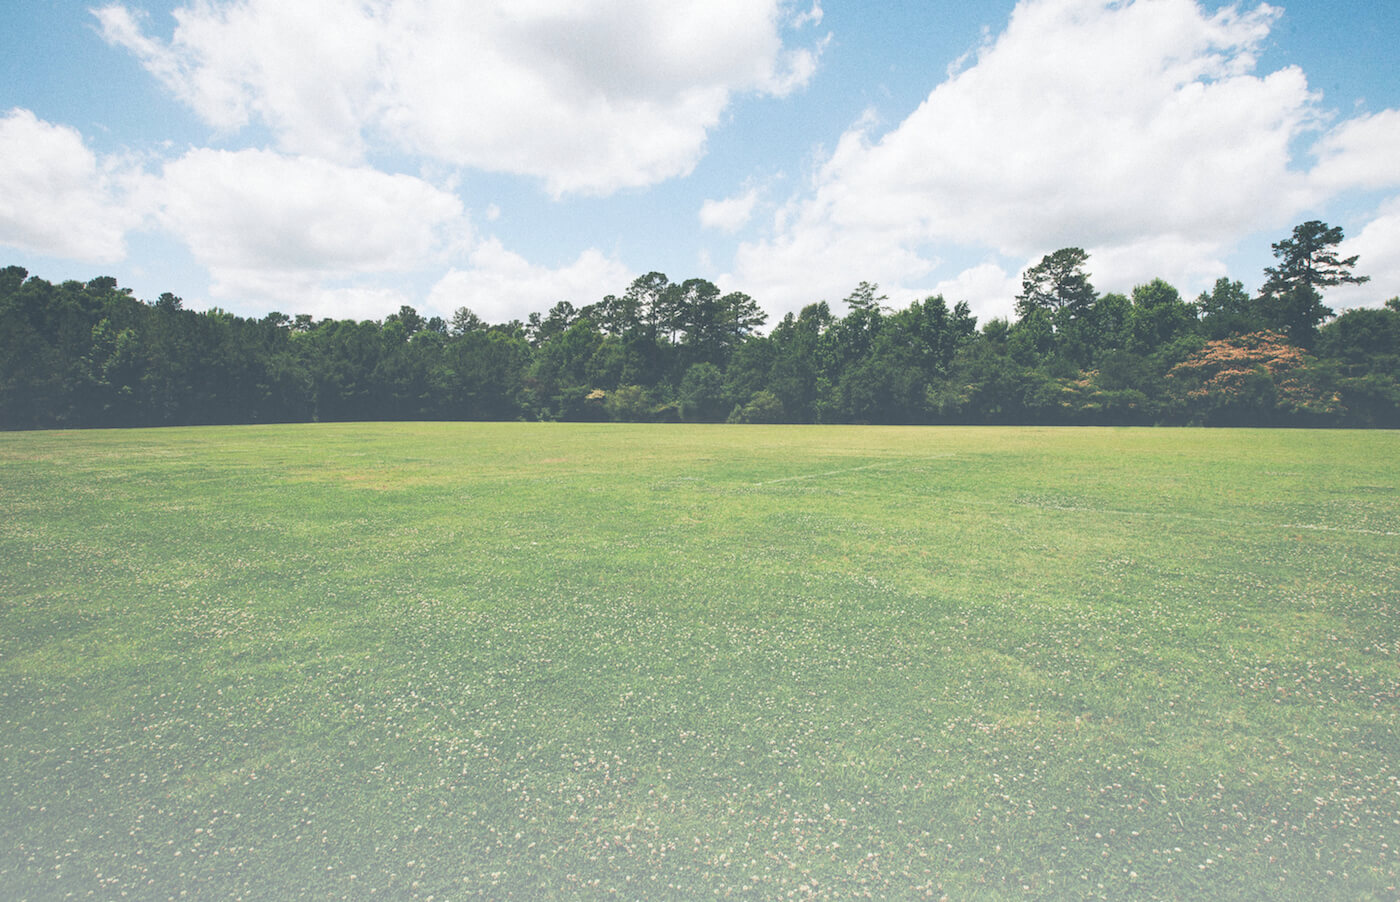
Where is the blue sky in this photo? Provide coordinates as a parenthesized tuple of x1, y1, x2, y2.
(2, 0, 1398, 326)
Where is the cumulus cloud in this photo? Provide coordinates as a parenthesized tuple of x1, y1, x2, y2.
(93, 4, 384, 162)
(1310, 110, 1400, 194)
(1327, 197, 1400, 311)
(1086, 235, 1231, 299)
(156, 148, 468, 305)
(728, 0, 1358, 319)
(931, 263, 1022, 322)
(700, 188, 760, 232)
(427, 239, 633, 324)
(294, 286, 420, 323)
(95, 0, 824, 196)
(728, 191, 940, 316)
(0, 108, 143, 262)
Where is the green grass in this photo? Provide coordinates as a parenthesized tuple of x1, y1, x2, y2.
(1, 423, 1397, 900)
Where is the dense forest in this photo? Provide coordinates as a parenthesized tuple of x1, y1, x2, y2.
(3, 221, 1397, 429)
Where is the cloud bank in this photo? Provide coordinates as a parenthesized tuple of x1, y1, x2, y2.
(0, 109, 141, 263)
(156, 149, 468, 303)
(4, 0, 1397, 324)
(94, 0, 823, 196)
(727, 0, 1400, 318)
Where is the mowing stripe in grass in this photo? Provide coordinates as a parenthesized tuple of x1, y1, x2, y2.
(750, 454, 958, 486)
(985, 497, 1400, 537)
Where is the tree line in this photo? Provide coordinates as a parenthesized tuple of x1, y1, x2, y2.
(2, 221, 1397, 429)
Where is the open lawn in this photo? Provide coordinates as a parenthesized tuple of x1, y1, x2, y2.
(1, 423, 1398, 900)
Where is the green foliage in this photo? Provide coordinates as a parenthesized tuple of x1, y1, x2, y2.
(1128, 278, 1195, 355)
(1314, 304, 1400, 426)
(1, 221, 1396, 430)
(448, 305, 485, 336)
(842, 280, 888, 313)
(1195, 277, 1256, 339)
(1256, 221, 1369, 348)
(678, 361, 728, 421)
(601, 384, 654, 421)
(1080, 290, 1133, 364)
(1258, 284, 1332, 349)
(726, 388, 785, 423)
(1261, 220, 1369, 296)
(1014, 247, 1096, 320)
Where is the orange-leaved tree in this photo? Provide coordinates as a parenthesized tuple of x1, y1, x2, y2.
(1166, 330, 1342, 425)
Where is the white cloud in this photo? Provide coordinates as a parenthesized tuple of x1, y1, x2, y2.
(819, 0, 1314, 249)
(1086, 235, 1230, 298)
(95, 0, 824, 196)
(728, 199, 939, 316)
(1311, 110, 1400, 194)
(700, 188, 760, 232)
(1328, 197, 1400, 311)
(295, 286, 419, 323)
(0, 108, 143, 262)
(931, 263, 1021, 322)
(728, 0, 1351, 319)
(791, 2, 823, 29)
(928, 241, 1230, 325)
(94, 3, 393, 162)
(427, 238, 633, 323)
(156, 148, 468, 306)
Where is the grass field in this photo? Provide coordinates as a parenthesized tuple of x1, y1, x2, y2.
(1, 423, 1397, 900)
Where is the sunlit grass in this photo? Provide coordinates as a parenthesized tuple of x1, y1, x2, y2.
(1, 423, 1397, 899)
